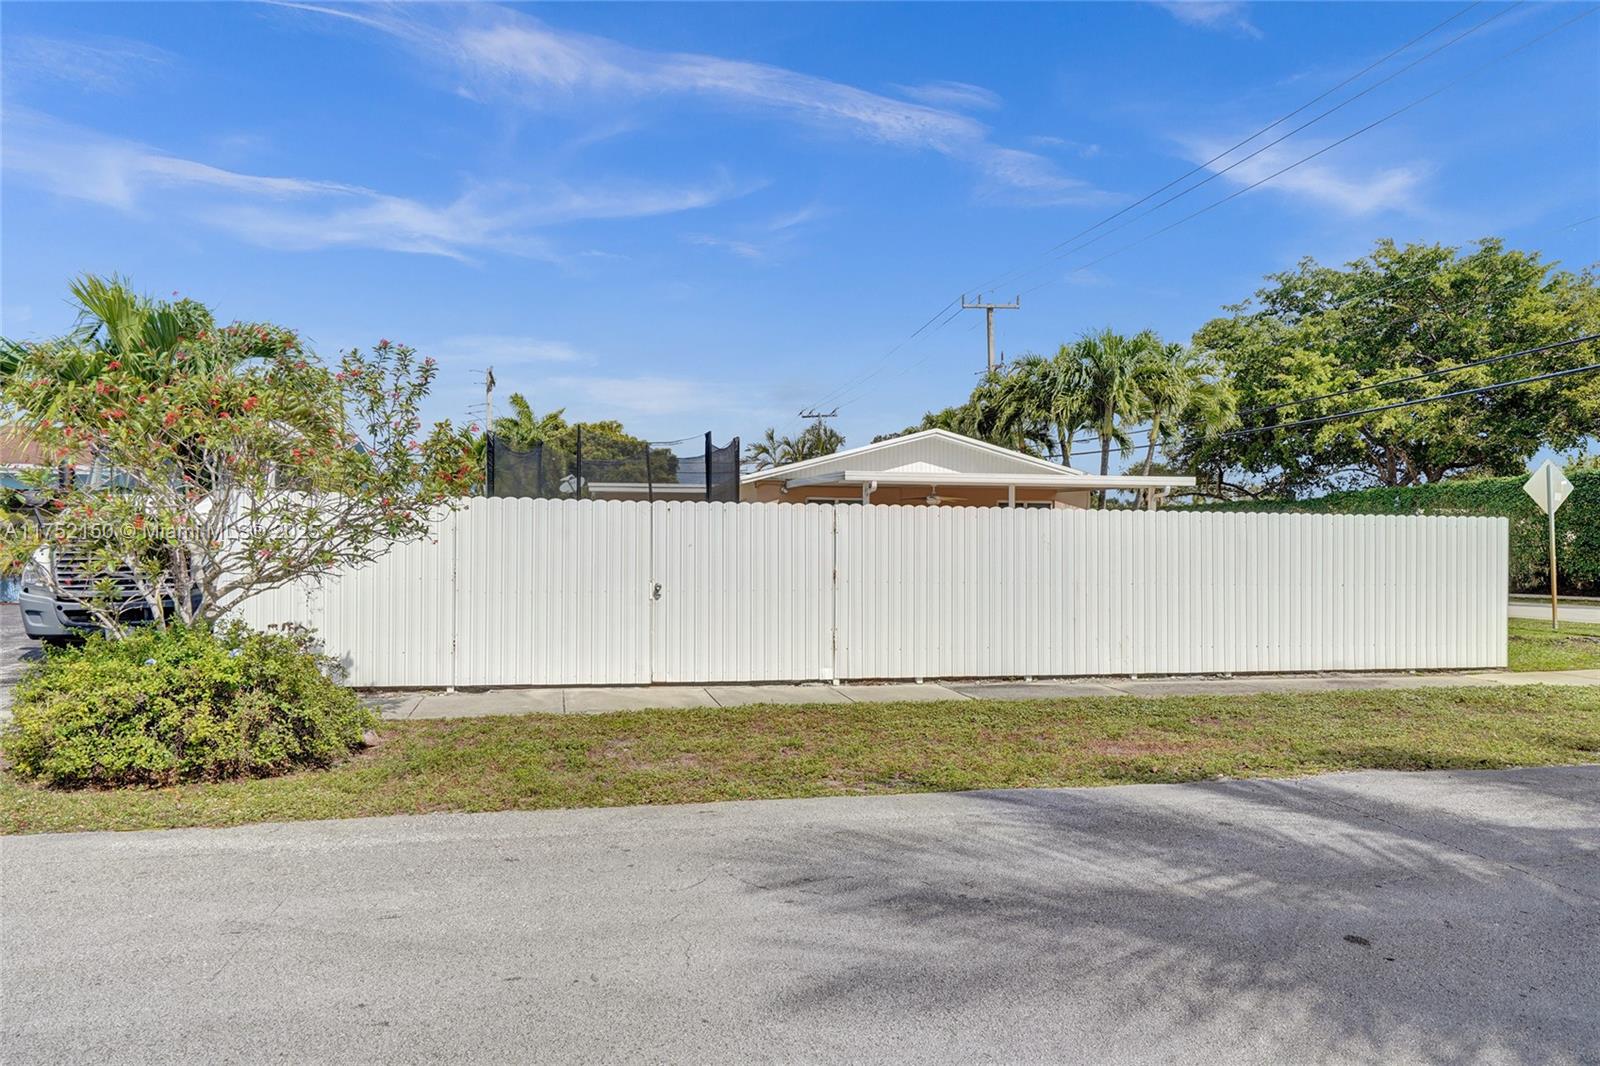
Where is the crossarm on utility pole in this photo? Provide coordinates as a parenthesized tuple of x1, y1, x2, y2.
(961, 295, 1021, 373)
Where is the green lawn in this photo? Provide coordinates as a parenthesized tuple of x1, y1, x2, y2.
(1507, 617, 1600, 672)
(5, 685, 1598, 835)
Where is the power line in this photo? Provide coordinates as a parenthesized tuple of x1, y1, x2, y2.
(1236, 333, 1600, 419)
(836, 6, 1592, 418)
(1079, 331, 1600, 455)
(807, 300, 967, 419)
(978, 1, 1508, 296)
(799, 299, 958, 421)
(1066, 211, 1600, 445)
(1054, 334, 1600, 459)
(797, 4, 1484, 425)
(1218, 358, 1600, 439)
(1027, 4, 1597, 292)
(847, 206, 1600, 428)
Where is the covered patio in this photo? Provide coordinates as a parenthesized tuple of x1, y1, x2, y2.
(741, 429, 1196, 507)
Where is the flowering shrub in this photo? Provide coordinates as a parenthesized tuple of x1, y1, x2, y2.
(0, 278, 478, 635)
(2, 622, 374, 788)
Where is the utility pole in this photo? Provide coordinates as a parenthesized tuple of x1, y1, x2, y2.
(482, 366, 496, 495)
(798, 407, 838, 434)
(961, 294, 1020, 373)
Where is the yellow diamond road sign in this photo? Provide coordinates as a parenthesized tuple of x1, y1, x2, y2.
(1523, 459, 1572, 515)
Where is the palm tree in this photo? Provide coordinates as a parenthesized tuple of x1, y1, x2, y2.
(491, 393, 567, 451)
(995, 350, 1091, 464)
(1075, 328, 1159, 506)
(1130, 342, 1237, 505)
(743, 423, 844, 470)
(793, 421, 843, 460)
(1132, 343, 1194, 478)
(2, 275, 235, 400)
(744, 428, 788, 471)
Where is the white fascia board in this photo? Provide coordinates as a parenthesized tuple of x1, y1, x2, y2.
(782, 470, 1196, 489)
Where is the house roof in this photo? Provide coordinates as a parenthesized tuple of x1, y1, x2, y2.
(0, 427, 88, 469)
(742, 429, 1085, 485)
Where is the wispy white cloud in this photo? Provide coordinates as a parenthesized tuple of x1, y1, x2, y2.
(684, 202, 832, 261)
(1, 34, 172, 93)
(1156, 2, 1262, 39)
(432, 335, 587, 367)
(684, 234, 766, 260)
(279, 3, 1112, 207)
(1028, 134, 1103, 159)
(891, 80, 1003, 112)
(766, 203, 830, 232)
(547, 374, 769, 420)
(1184, 135, 1425, 216)
(3, 108, 742, 260)
(978, 148, 1108, 206)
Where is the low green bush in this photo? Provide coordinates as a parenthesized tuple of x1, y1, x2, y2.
(1183, 471, 1600, 596)
(2, 622, 374, 788)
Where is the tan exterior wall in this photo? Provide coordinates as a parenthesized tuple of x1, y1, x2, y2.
(741, 481, 1093, 509)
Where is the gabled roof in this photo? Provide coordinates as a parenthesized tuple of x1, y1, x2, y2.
(742, 428, 1084, 484)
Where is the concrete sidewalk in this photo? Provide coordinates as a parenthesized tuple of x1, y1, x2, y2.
(369, 667, 1600, 719)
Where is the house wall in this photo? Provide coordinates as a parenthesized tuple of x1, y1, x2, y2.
(741, 481, 1093, 508)
(236, 497, 1509, 686)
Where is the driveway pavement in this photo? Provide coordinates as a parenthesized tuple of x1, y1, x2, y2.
(5, 766, 1597, 1064)
(0, 608, 42, 720)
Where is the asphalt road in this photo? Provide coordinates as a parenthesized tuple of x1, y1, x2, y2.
(5, 766, 1598, 1064)
(1510, 600, 1600, 625)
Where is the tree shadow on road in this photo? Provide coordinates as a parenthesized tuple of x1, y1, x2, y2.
(717, 765, 1599, 1064)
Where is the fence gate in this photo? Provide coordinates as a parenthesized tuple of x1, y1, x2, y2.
(649, 501, 835, 683)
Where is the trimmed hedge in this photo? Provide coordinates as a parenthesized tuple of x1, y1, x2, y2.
(1184, 471, 1600, 596)
(2, 622, 374, 788)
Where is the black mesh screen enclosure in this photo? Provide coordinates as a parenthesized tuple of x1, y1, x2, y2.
(486, 431, 740, 501)
(707, 435, 741, 502)
(486, 439, 575, 499)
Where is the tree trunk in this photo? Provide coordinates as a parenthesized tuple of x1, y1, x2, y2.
(1097, 407, 1112, 509)
(1140, 414, 1161, 508)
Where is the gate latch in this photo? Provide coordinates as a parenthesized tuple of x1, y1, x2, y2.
(652, 583, 662, 601)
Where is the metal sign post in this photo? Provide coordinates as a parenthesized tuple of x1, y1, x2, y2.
(1523, 460, 1573, 631)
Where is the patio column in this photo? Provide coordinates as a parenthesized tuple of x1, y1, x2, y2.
(1007, 484, 1016, 508)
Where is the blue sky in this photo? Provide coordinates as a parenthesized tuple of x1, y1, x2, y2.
(3, 1, 1597, 463)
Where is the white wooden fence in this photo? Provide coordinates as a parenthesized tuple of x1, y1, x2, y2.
(235, 497, 1508, 687)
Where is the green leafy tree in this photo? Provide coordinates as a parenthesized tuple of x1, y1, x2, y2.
(554, 419, 678, 486)
(1, 283, 476, 637)
(1186, 238, 1600, 496)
